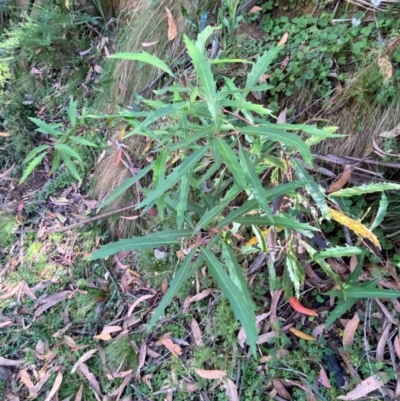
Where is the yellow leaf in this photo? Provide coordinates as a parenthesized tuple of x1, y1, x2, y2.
(289, 327, 317, 341)
(246, 227, 283, 246)
(328, 208, 380, 248)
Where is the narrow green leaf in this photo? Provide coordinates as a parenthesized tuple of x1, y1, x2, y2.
(195, 184, 242, 231)
(148, 250, 200, 328)
(29, 118, 62, 137)
(314, 246, 366, 260)
(241, 125, 312, 165)
(166, 125, 214, 151)
(292, 159, 330, 220)
(153, 151, 170, 221)
(109, 52, 175, 76)
(69, 136, 98, 147)
(136, 146, 209, 209)
(194, 25, 214, 53)
(285, 252, 303, 297)
(233, 215, 317, 232)
(51, 149, 60, 174)
(201, 248, 258, 355)
(216, 138, 247, 189)
(98, 162, 154, 210)
(263, 122, 343, 138)
(217, 181, 309, 228)
(244, 47, 281, 97)
(61, 153, 81, 181)
(239, 145, 273, 220)
(19, 152, 47, 184)
(54, 143, 83, 164)
(370, 193, 388, 232)
(220, 99, 272, 116)
(23, 144, 50, 164)
(221, 242, 256, 311)
(251, 225, 268, 252)
(68, 97, 78, 127)
(184, 34, 219, 121)
(88, 229, 194, 260)
(325, 298, 356, 328)
(330, 183, 400, 197)
(209, 58, 254, 64)
(176, 169, 192, 229)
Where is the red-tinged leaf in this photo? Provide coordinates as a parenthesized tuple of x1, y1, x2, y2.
(114, 148, 122, 165)
(289, 297, 318, 316)
(195, 369, 227, 379)
(289, 327, 317, 341)
(189, 289, 211, 303)
(165, 7, 177, 41)
(343, 313, 360, 347)
(319, 365, 332, 388)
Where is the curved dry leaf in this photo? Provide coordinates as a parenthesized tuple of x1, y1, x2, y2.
(377, 55, 393, 83)
(77, 363, 101, 397)
(257, 330, 278, 344)
(43, 372, 63, 401)
(127, 294, 154, 317)
(249, 5, 262, 12)
(189, 289, 211, 303)
(141, 41, 159, 47)
(136, 340, 147, 376)
(277, 108, 287, 124)
(375, 299, 398, 324)
(379, 123, 400, 138)
(224, 378, 239, 401)
(376, 322, 391, 362)
(71, 349, 98, 374)
(161, 278, 168, 295)
(0, 357, 24, 366)
(327, 164, 352, 194)
(0, 132, 10, 137)
(311, 324, 325, 340)
(165, 8, 177, 41)
(19, 369, 34, 391)
(270, 289, 283, 325)
(394, 335, 400, 358)
(278, 32, 289, 46)
(75, 384, 83, 401)
(289, 327, 317, 341)
(343, 313, 360, 347)
(191, 318, 204, 347)
(289, 297, 318, 316)
(329, 208, 380, 248)
(160, 338, 182, 357)
(195, 368, 226, 380)
(338, 373, 389, 400)
(319, 365, 332, 389)
(273, 379, 291, 400)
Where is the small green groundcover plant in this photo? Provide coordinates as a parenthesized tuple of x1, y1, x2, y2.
(20, 98, 97, 184)
(87, 27, 400, 353)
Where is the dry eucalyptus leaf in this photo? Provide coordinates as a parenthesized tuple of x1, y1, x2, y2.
(394, 335, 400, 358)
(71, 349, 97, 374)
(191, 318, 204, 347)
(189, 289, 211, 303)
(194, 369, 226, 380)
(43, 371, 63, 401)
(327, 164, 352, 194)
(77, 363, 102, 397)
(338, 373, 389, 400)
(343, 313, 360, 347)
(378, 123, 400, 138)
(278, 32, 289, 46)
(277, 108, 287, 124)
(165, 8, 177, 41)
(160, 338, 182, 357)
(376, 321, 391, 362)
(224, 378, 239, 401)
(141, 41, 159, 47)
(273, 379, 291, 400)
(249, 6, 262, 12)
(318, 366, 332, 389)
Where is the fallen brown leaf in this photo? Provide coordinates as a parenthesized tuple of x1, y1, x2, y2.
(43, 371, 63, 401)
(378, 123, 400, 138)
(135, 340, 146, 377)
(71, 349, 98, 374)
(127, 294, 154, 317)
(273, 379, 291, 400)
(376, 321, 391, 362)
(195, 368, 226, 380)
(191, 318, 204, 347)
(160, 338, 182, 357)
(75, 383, 84, 401)
(77, 363, 102, 397)
(343, 313, 360, 347)
(318, 365, 332, 388)
(278, 32, 289, 46)
(142, 41, 159, 47)
(377, 55, 393, 83)
(224, 378, 239, 400)
(165, 8, 177, 41)
(327, 164, 352, 194)
(0, 357, 24, 366)
(338, 373, 389, 400)
(249, 5, 262, 12)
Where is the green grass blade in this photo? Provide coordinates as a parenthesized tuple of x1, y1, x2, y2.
(176, 169, 192, 229)
(148, 250, 200, 328)
(166, 125, 214, 151)
(19, 152, 47, 185)
(341, 286, 400, 299)
(233, 215, 317, 232)
(201, 248, 258, 355)
(69, 136, 98, 147)
(330, 183, 400, 197)
(244, 47, 281, 97)
(99, 162, 155, 210)
(23, 144, 50, 164)
(136, 146, 209, 209)
(109, 52, 175, 77)
(241, 125, 312, 165)
(220, 99, 272, 116)
(88, 229, 194, 260)
(54, 143, 83, 164)
(29, 118, 62, 137)
(292, 159, 330, 220)
(314, 246, 366, 260)
(61, 153, 81, 181)
(68, 97, 78, 127)
(239, 145, 273, 220)
(153, 150, 170, 221)
(325, 298, 356, 328)
(184, 34, 219, 121)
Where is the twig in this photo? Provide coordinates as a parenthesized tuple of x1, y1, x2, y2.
(45, 203, 138, 234)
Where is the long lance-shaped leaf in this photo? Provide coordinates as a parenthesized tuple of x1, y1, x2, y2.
(370, 193, 388, 232)
(87, 229, 193, 260)
(153, 150, 170, 221)
(148, 250, 201, 328)
(62, 153, 81, 182)
(216, 138, 247, 189)
(326, 285, 400, 299)
(54, 144, 83, 164)
(239, 145, 273, 220)
(109, 52, 175, 76)
(243, 47, 281, 99)
(29, 118, 62, 137)
(201, 248, 258, 355)
(217, 181, 309, 228)
(241, 125, 312, 165)
(325, 298, 357, 328)
(292, 159, 330, 220)
(184, 34, 219, 121)
(135, 146, 209, 210)
(261, 122, 343, 138)
(195, 184, 242, 231)
(98, 162, 155, 210)
(329, 182, 400, 197)
(20, 152, 47, 185)
(221, 242, 255, 311)
(23, 144, 50, 164)
(166, 125, 214, 151)
(176, 169, 192, 229)
(314, 246, 366, 260)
